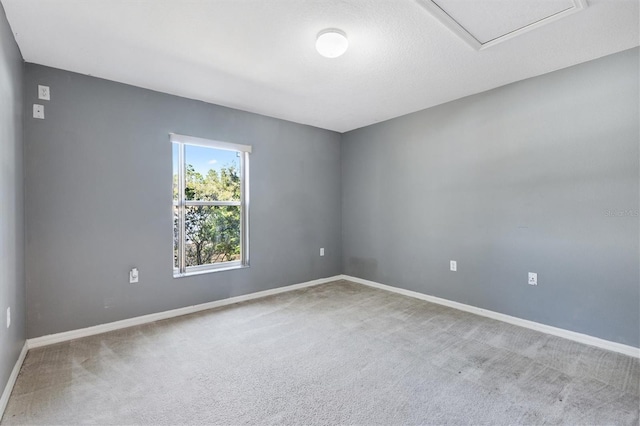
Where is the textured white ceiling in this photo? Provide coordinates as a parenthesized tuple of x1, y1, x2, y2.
(2, 0, 638, 132)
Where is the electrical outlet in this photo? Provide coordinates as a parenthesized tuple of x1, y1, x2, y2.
(38, 85, 50, 100)
(528, 272, 538, 286)
(6, 307, 10, 329)
(129, 268, 139, 284)
(33, 104, 45, 119)
(320, 248, 325, 256)
(450, 260, 457, 272)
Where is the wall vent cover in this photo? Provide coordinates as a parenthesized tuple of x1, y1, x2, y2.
(417, 0, 588, 50)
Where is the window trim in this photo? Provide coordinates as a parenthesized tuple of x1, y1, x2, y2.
(170, 133, 252, 153)
(171, 133, 251, 277)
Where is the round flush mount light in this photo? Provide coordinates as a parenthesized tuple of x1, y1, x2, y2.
(316, 29, 348, 58)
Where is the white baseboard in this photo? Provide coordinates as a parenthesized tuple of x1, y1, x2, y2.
(0, 342, 28, 422)
(340, 274, 640, 359)
(27, 275, 342, 350)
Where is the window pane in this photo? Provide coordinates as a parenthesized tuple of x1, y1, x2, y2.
(184, 205, 240, 267)
(173, 205, 179, 269)
(172, 143, 179, 202)
(184, 145, 240, 202)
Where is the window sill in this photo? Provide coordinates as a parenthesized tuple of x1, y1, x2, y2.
(173, 263, 249, 278)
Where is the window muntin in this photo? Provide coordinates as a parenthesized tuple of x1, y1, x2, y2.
(171, 133, 250, 276)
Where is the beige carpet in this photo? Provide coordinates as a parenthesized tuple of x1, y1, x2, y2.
(2, 280, 639, 425)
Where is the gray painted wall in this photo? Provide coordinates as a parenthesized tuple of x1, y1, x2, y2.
(0, 2, 25, 397)
(24, 64, 341, 338)
(342, 48, 640, 347)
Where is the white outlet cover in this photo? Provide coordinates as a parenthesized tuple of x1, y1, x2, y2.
(450, 260, 457, 271)
(33, 104, 44, 119)
(129, 268, 139, 283)
(6, 307, 10, 328)
(320, 248, 325, 256)
(528, 272, 538, 285)
(38, 84, 50, 100)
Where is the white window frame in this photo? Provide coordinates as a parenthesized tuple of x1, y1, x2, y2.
(171, 133, 251, 277)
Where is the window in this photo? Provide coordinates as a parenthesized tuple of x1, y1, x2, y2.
(171, 133, 251, 276)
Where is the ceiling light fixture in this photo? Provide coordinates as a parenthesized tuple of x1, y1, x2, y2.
(316, 29, 348, 58)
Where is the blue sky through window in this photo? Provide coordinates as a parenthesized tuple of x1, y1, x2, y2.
(185, 144, 240, 175)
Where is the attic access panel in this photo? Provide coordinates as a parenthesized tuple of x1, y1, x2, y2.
(417, 0, 588, 50)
